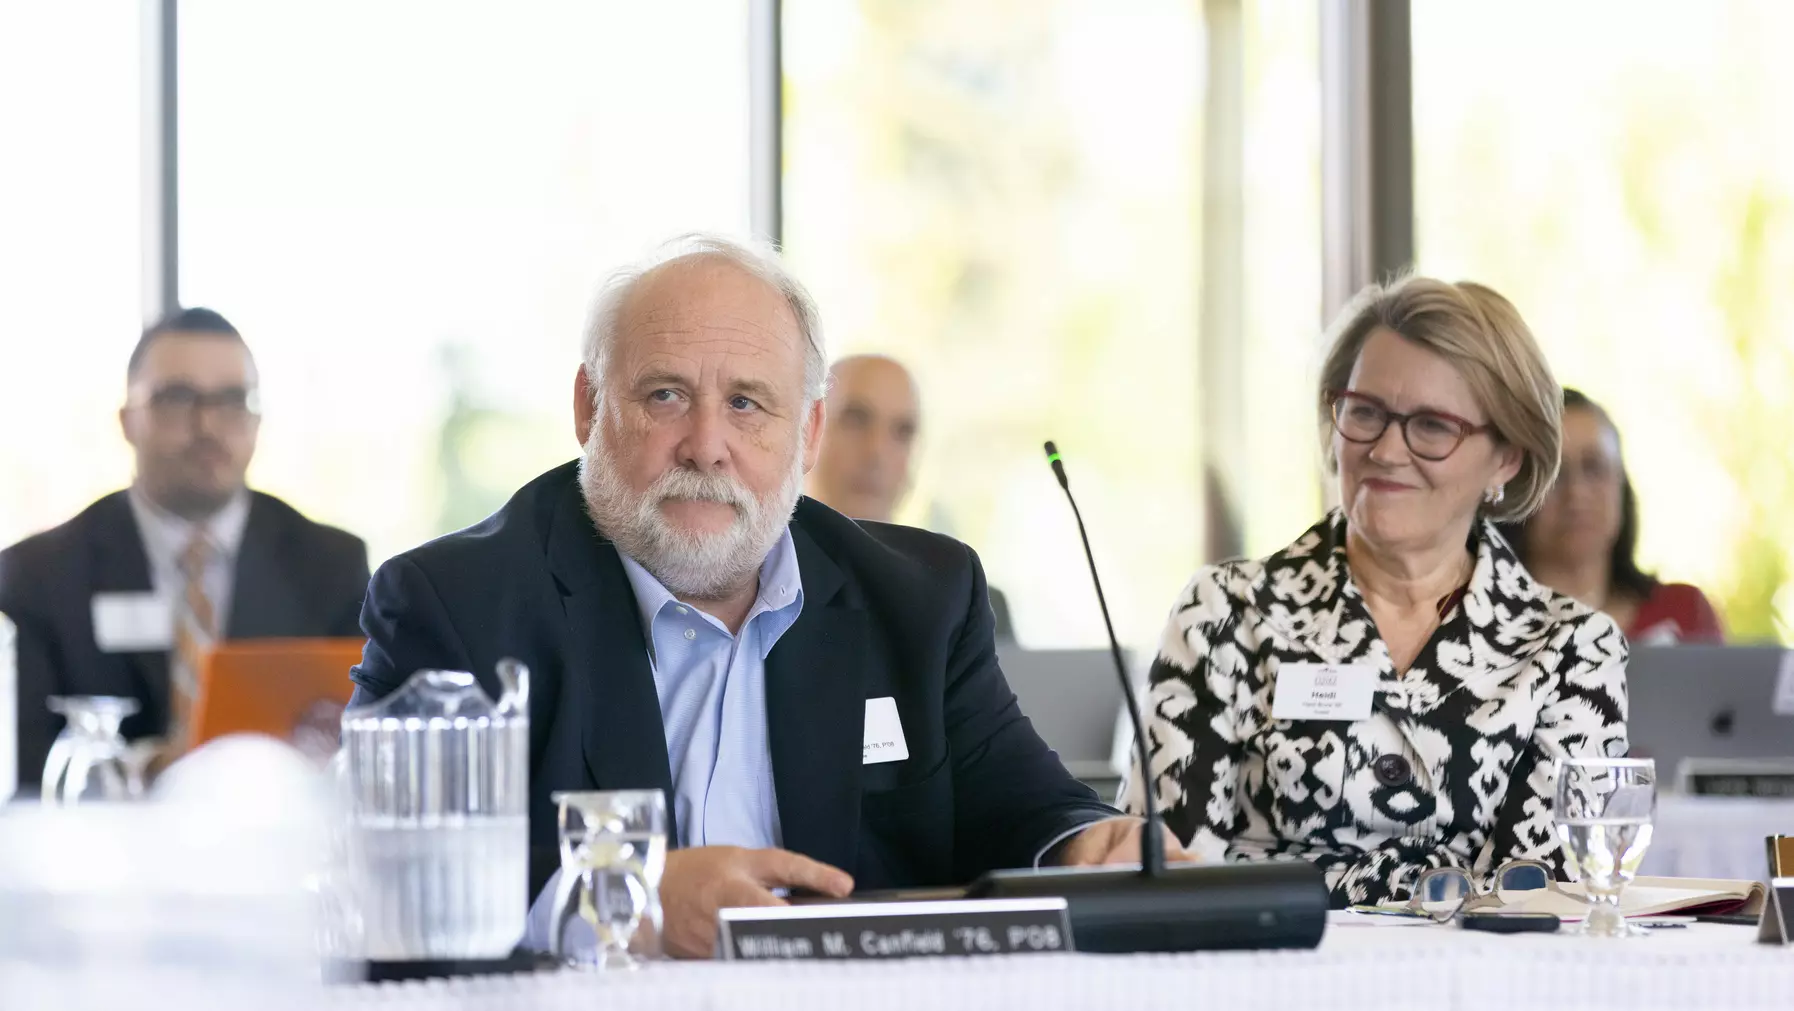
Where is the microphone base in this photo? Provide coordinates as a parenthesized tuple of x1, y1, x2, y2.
(966, 860, 1329, 954)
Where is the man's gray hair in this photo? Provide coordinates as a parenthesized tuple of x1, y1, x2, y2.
(581, 233, 828, 407)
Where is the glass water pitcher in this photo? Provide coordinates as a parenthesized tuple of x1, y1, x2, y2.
(339, 659, 530, 960)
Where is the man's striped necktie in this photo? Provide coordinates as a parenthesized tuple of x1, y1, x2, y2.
(170, 529, 217, 748)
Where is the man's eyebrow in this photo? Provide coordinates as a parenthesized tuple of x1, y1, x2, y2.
(629, 369, 693, 390)
(730, 377, 782, 402)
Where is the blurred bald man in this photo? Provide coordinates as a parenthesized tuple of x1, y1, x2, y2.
(805, 355, 919, 523)
(807, 355, 1012, 638)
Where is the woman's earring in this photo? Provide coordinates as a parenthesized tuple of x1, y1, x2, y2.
(1484, 485, 1506, 506)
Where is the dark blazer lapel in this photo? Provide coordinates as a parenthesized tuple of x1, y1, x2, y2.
(87, 493, 155, 594)
(227, 495, 307, 639)
(544, 481, 676, 834)
(764, 524, 869, 875)
(85, 493, 169, 721)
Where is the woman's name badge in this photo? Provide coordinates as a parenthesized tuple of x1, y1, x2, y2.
(1271, 663, 1377, 721)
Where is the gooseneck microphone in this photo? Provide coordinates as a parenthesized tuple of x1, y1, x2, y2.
(1043, 441, 1167, 877)
(966, 441, 1329, 953)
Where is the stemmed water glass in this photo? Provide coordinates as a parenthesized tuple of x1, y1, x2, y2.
(548, 790, 667, 969)
(1554, 756, 1657, 938)
(40, 695, 145, 805)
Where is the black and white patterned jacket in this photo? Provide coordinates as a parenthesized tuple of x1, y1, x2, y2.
(1123, 509, 1629, 907)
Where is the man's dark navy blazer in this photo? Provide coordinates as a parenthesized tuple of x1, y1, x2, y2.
(350, 461, 1115, 898)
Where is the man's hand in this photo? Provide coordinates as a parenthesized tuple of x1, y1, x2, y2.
(1052, 816, 1194, 868)
(659, 846, 854, 959)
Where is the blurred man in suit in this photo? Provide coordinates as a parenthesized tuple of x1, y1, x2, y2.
(0, 308, 370, 785)
(806, 355, 1014, 638)
(350, 236, 1180, 958)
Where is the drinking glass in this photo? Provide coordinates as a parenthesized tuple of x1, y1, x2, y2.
(550, 790, 667, 969)
(1553, 756, 1656, 938)
(40, 696, 143, 805)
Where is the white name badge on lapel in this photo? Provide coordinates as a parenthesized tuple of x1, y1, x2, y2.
(1270, 662, 1377, 722)
(862, 696, 909, 765)
(91, 592, 174, 653)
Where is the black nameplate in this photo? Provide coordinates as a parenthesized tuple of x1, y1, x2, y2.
(1685, 772, 1794, 798)
(717, 898, 1073, 961)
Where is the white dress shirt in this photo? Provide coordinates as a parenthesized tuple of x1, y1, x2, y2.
(126, 487, 252, 635)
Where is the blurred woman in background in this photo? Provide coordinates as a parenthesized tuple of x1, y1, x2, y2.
(1499, 389, 1724, 645)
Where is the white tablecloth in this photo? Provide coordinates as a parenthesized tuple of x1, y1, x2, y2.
(346, 922, 1791, 1011)
(7, 795, 1791, 1011)
(6, 922, 1790, 1011)
(1643, 794, 1794, 880)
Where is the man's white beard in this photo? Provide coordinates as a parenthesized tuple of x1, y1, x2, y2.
(578, 423, 805, 600)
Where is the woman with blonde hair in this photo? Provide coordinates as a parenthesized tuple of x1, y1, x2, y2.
(1127, 277, 1628, 906)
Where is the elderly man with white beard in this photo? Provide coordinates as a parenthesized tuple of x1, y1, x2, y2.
(348, 235, 1184, 959)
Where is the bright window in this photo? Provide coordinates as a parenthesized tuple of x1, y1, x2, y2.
(0, 5, 142, 547)
(784, 0, 1207, 649)
(783, 0, 1321, 649)
(179, 0, 753, 562)
(1414, 0, 1794, 640)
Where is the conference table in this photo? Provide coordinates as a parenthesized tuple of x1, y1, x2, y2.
(8, 795, 1794, 1011)
(327, 921, 1789, 1011)
(22, 921, 1771, 1011)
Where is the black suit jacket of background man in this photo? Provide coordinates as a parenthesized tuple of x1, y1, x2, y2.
(0, 491, 370, 781)
(350, 461, 1115, 898)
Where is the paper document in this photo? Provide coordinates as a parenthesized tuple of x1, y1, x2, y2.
(1492, 877, 1766, 921)
(1329, 909, 1437, 928)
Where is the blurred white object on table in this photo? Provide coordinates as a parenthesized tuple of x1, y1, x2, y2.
(0, 612, 14, 803)
(0, 733, 329, 1010)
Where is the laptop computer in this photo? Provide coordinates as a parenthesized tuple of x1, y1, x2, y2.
(188, 637, 365, 760)
(1624, 645, 1794, 783)
(997, 646, 1137, 785)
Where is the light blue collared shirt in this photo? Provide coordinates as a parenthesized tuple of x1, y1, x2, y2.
(524, 532, 805, 952)
(616, 530, 804, 850)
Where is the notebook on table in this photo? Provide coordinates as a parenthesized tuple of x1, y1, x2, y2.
(1355, 876, 1768, 921)
(1500, 876, 1767, 920)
